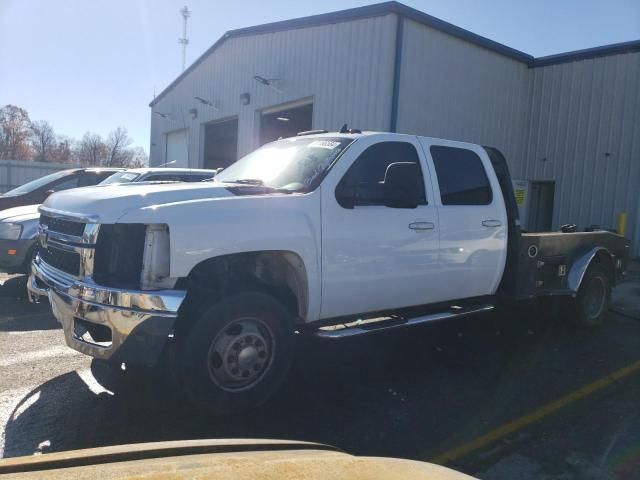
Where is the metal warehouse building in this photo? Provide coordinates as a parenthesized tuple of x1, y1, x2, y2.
(149, 1, 640, 256)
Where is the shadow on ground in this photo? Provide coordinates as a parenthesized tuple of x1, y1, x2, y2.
(0, 275, 57, 332)
(0, 275, 29, 299)
(4, 304, 599, 460)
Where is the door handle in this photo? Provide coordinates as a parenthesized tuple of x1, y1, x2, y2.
(482, 219, 502, 227)
(409, 222, 435, 231)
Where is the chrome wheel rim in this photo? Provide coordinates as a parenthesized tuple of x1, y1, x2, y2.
(207, 317, 275, 392)
(582, 276, 606, 319)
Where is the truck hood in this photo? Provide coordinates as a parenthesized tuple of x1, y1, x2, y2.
(0, 204, 40, 223)
(41, 182, 235, 223)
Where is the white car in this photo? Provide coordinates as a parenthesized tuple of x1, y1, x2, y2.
(28, 131, 629, 414)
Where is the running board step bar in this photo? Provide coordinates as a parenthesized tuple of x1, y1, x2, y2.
(315, 304, 495, 339)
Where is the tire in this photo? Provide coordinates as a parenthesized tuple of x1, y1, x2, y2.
(176, 291, 295, 414)
(562, 264, 612, 327)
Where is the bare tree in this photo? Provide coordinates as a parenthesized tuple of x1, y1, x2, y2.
(1, 104, 144, 166)
(0, 104, 33, 160)
(76, 132, 107, 166)
(30, 120, 56, 162)
(129, 146, 149, 168)
(52, 135, 73, 164)
(105, 127, 133, 167)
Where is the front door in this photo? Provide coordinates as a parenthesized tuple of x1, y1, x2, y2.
(320, 135, 442, 319)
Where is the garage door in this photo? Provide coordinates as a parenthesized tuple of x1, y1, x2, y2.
(203, 118, 238, 169)
(165, 129, 188, 167)
(260, 102, 313, 145)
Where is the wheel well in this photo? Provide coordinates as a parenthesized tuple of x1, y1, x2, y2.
(592, 250, 615, 285)
(176, 251, 309, 328)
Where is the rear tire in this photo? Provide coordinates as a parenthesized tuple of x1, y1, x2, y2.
(176, 291, 295, 415)
(561, 264, 611, 327)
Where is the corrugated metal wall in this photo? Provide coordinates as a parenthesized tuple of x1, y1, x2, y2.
(396, 19, 531, 167)
(0, 160, 76, 193)
(522, 52, 640, 255)
(150, 12, 639, 255)
(150, 14, 397, 167)
(397, 20, 640, 256)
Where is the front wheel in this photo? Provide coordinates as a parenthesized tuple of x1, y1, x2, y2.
(562, 264, 612, 327)
(176, 291, 295, 414)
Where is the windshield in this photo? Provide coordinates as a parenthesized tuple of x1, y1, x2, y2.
(214, 137, 353, 192)
(3, 170, 71, 196)
(99, 171, 141, 185)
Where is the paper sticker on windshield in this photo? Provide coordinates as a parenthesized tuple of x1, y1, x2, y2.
(309, 140, 340, 149)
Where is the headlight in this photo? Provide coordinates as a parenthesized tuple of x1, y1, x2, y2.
(0, 223, 23, 240)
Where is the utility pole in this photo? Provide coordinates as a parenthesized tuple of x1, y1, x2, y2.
(178, 6, 191, 72)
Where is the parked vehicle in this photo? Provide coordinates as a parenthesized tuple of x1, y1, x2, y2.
(0, 439, 476, 479)
(0, 168, 123, 212)
(0, 169, 122, 273)
(28, 131, 630, 414)
(99, 167, 217, 185)
(0, 168, 218, 274)
(0, 205, 41, 274)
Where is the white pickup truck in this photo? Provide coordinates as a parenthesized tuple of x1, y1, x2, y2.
(28, 131, 630, 413)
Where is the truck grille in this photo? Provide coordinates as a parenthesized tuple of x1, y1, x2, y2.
(40, 246, 81, 276)
(40, 215, 86, 237)
(93, 224, 146, 289)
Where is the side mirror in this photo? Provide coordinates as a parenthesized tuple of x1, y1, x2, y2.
(382, 162, 423, 209)
(44, 189, 55, 197)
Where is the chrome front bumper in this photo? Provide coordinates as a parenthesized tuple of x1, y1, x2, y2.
(28, 257, 186, 367)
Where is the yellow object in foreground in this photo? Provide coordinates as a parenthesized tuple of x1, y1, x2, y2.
(0, 439, 476, 480)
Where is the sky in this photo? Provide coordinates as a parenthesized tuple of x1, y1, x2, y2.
(1, 0, 638, 153)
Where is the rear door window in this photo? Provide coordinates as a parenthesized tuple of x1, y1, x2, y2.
(180, 174, 214, 182)
(430, 146, 492, 205)
(78, 171, 117, 187)
(144, 174, 181, 182)
(49, 174, 81, 192)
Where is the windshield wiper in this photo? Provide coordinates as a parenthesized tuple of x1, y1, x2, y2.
(220, 179, 298, 194)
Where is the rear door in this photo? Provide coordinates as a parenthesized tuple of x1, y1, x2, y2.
(320, 135, 443, 319)
(419, 138, 507, 298)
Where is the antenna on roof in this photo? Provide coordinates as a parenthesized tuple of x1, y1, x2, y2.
(338, 124, 362, 134)
(178, 6, 191, 72)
